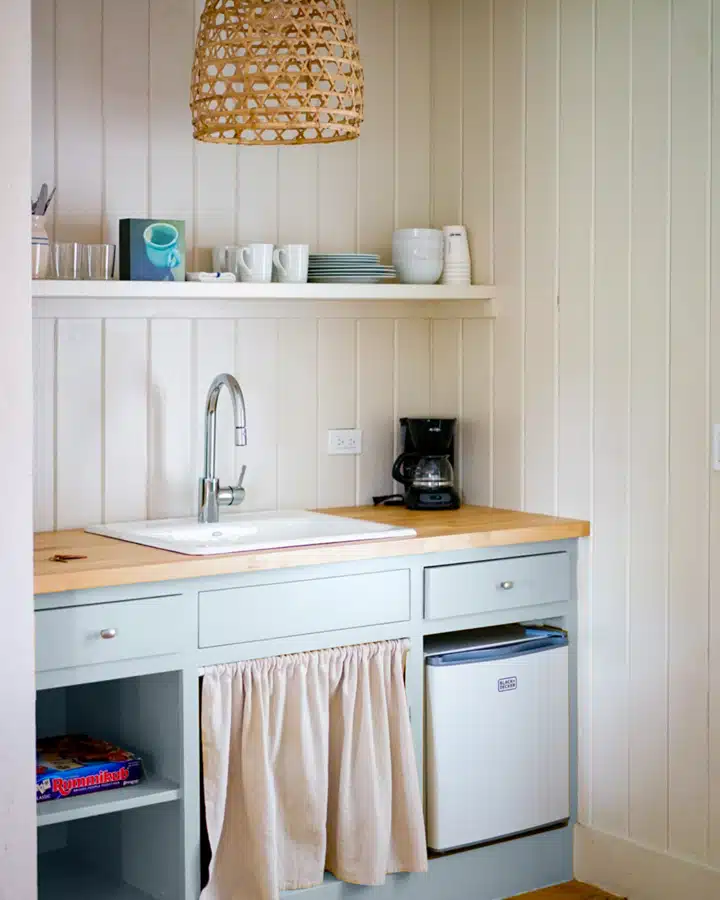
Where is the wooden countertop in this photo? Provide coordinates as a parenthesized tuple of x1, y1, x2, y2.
(34, 506, 590, 595)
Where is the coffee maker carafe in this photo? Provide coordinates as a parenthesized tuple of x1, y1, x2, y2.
(389, 417, 461, 510)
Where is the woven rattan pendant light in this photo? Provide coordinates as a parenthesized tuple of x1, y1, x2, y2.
(191, 0, 364, 145)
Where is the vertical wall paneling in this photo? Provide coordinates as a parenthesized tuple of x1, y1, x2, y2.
(317, 320, 357, 507)
(461, 0, 493, 282)
(33, 320, 55, 532)
(356, 0, 396, 260)
(277, 146, 318, 248)
(317, 0, 359, 253)
(395, 0, 431, 229)
(194, 321, 237, 491)
(356, 319, 396, 504)
(461, 319, 493, 506)
(236, 148, 279, 245)
(234, 320, 279, 513)
(491, 0, 525, 509)
(556, 0, 594, 523)
(430, 319, 462, 419)
(104, 320, 149, 522)
(276, 319, 318, 509)
(149, 0, 196, 245)
(556, 0, 595, 824)
(710, 0, 720, 867)
(590, 0, 631, 839)
(429, 0, 463, 228)
(32, 0, 56, 237)
(55, 0, 103, 243)
(194, 140, 238, 271)
(627, 0, 671, 854)
(55, 321, 103, 529)
(395, 319, 431, 419)
(193, 0, 235, 270)
(102, 0, 150, 249)
(148, 320, 194, 519)
(667, 0, 712, 862)
(523, 0, 559, 516)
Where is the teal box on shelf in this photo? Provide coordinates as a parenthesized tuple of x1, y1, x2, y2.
(119, 218, 186, 282)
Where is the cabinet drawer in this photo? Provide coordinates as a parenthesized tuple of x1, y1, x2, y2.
(199, 570, 410, 648)
(35, 595, 185, 672)
(424, 553, 570, 620)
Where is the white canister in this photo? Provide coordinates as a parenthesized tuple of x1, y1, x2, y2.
(32, 214, 50, 280)
(392, 228, 444, 284)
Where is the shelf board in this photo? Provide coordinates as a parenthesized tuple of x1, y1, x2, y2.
(32, 279, 496, 319)
(39, 850, 156, 900)
(37, 777, 181, 827)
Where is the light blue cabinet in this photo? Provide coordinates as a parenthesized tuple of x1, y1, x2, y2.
(34, 539, 579, 900)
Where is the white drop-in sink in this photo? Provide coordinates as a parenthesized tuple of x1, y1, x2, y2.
(86, 510, 416, 556)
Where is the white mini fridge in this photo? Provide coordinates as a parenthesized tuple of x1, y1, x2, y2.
(425, 626, 569, 852)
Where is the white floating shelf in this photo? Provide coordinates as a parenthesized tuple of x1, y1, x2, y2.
(32, 280, 496, 319)
(36, 777, 181, 827)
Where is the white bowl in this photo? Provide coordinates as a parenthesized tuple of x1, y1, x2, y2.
(393, 228, 444, 284)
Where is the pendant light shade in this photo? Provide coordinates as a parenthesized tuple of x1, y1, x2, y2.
(191, 0, 364, 145)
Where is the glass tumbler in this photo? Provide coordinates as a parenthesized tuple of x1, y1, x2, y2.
(84, 243, 116, 280)
(51, 242, 83, 279)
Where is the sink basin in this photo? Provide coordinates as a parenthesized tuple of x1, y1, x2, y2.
(86, 510, 417, 556)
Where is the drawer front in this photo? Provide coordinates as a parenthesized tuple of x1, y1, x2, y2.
(424, 553, 570, 620)
(199, 569, 410, 648)
(35, 595, 185, 671)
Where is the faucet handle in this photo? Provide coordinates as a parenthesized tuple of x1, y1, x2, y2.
(237, 464, 247, 488)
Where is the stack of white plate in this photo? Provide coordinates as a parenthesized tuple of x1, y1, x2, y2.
(308, 253, 396, 284)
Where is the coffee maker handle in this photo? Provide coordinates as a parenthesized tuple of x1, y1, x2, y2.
(392, 452, 416, 487)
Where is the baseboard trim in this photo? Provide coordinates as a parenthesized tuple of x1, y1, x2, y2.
(574, 824, 720, 900)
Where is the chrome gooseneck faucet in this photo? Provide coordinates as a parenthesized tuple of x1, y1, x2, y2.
(199, 373, 248, 523)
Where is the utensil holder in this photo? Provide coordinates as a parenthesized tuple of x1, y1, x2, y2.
(32, 215, 50, 280)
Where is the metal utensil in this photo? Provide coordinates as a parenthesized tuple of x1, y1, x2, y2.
(41, 186, 56, 215)
(36, 183, 48, 216)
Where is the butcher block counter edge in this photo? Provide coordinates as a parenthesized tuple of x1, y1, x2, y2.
(34, 505, 590, 595)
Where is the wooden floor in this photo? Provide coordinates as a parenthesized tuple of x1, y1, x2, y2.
(511, 882, 624, 900)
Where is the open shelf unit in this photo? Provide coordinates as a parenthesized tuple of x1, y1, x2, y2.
(39, 850, 158, 900)
(37, 776, 181, 827)
(32, 279, 496, 320)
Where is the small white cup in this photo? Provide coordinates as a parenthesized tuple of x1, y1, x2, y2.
(212, 245, 237, 273)
(273, 244, 309, 283)
(442, 225, 471, 264)
(233, 243, 273, 283)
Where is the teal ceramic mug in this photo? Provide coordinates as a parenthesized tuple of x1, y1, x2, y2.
(143, 222, 181, 269)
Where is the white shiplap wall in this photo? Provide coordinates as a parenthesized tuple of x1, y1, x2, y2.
(33, 314, 492, 530)
(438, 0, 720, 892)
(32, 0, 431, 265)
(32, 0, 493, 530)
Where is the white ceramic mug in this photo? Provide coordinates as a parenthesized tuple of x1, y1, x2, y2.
(392, 228, 444, 284)
(273, 244, 309, 283)
(233, 243, 273, 283)
(212, 245, 237, 273)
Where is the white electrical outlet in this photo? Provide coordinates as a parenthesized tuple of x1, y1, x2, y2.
(713, 424, 720, 471)
(328, 429, 362, 455)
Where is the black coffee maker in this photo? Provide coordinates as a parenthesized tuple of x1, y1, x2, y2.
(375, 417, 461, 510)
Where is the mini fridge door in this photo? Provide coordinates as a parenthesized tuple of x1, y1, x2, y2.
(425, 632, 569, 852)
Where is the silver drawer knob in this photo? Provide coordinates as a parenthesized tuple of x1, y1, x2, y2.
(500, 581, 514, 591)
(100, 628, 117, 640)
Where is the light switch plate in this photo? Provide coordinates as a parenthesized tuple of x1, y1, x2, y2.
(328, 429, 362, 455)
